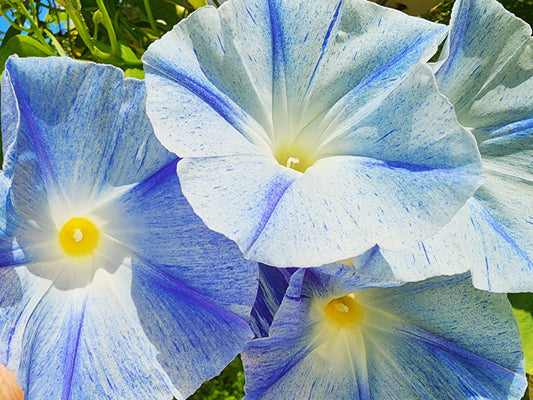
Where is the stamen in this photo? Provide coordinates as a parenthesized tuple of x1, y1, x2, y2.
(73, 229, 83, 243)
(324, 295, 364, 326)
(286, 156, 300, 169)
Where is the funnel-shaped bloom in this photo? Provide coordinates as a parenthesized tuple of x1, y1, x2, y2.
(242, 259, 527, 399)
(143, 0, 484, 270)
(377, 0, 533, 292)
(0, 56, 258, 399)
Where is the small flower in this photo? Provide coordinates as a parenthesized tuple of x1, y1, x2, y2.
(142, 0, 484, 271)
(377, 0, 533, 292)
(0, 56, 258, 399)
(242, 260, 527, 399)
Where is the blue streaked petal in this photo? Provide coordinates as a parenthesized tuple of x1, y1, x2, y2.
(245, 331, 367, 400)
(173, 0, 274, 133)
(315, 65, 482, 173)
(381, 182, 532, 292)
(179, 149, 482, 268)
(144, 0, 483, 269)
(102, 78, 175, 188)
(69, 266, 180, 400)
(6, 255, 256, 399)
(435, 0, 532, 122)
(4, 57, 174, 216)
(0, 265, 58, 371)
(144, 0, 447, 157)
(93, 159, 258, 317)
(14, 265, 179, 400)
(143, 0, 274, 157)
(4, 57, 124, 211)
(0, 171, 23, 267)
(1, 69, 20, 178)
(250, 264, 293, 338)
(247, 155, 482, 267)
(460, 37, 533, 130)
(386, 0, 533, 291)
(1, 54, 260, 398)
(469, 159, 533, 291)
(243, 266, 526, 400)
(7, 149, 62, 264)
(16, 268, 90, 399)
(130, 256, 254, 397)
(144, 67, 267, 158)
(177, 154, 299, 255)
(265, 0, 446, 138)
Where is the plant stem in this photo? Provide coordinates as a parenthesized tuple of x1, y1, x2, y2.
(95, 0, 118, 57)
(12, 0, 56, 53)
(61, 0, 114, 61)
(44, 29, 67, 56)
(143, 0, 158, 31)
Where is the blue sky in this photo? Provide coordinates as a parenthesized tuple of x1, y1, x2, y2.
(0, 16, 10, 42)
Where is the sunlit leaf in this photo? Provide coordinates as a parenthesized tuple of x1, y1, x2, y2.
(124, 67, 144, 79)
(188, 0, 208, 9)
(119, 43, 141, 64)
(509, 293, 533, 375)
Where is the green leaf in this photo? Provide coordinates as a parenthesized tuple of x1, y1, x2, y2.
(509, 293, 533, 375)
(132, 0, 182, 28)
(0, 34, 54, 73)
(188, 0, 208, 9)
(119, 43, 141, 64)
(124, 67, 144, 79)
(44, 10, 70, 24)
(0, 26, 21, 47)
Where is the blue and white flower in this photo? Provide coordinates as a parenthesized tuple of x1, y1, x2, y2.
(143, 0, 484, 271)
(242, 259, 527, 399)
(0, 56, 258, 399)
(378, 0, 533, 292)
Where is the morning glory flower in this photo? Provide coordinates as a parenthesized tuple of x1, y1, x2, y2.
(142, 0, 484, 270)
(0, 56, 258, 399)
(377, 0, 533, 292)
(242, 259, 527, 399)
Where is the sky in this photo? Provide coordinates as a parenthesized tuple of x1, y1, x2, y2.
(0, 16, 10, 43)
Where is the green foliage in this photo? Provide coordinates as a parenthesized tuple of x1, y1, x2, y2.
(501, 0, 533, 26)
(0, 0, 207, 69)
(508, 293, 533, 400)
(188, 356, 246, 400)
(422, 0, 533, 25)
(509, 294, 533, 375)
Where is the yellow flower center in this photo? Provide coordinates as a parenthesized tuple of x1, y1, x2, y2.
(274, 142, 314, 173)
(324, 295, 364, 326)
(59, 217, 100, 256)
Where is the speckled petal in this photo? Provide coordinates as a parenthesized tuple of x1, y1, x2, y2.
(242, 265, 526, 399)
(143, 0, 483, 269)
(428, 0, 533, 292)
(434, 0, 532, 124)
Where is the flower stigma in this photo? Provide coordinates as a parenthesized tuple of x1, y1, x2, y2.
(59, 217, 100, 257)
(324, 295, 364, 326)
(274, 142, 314, 173)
